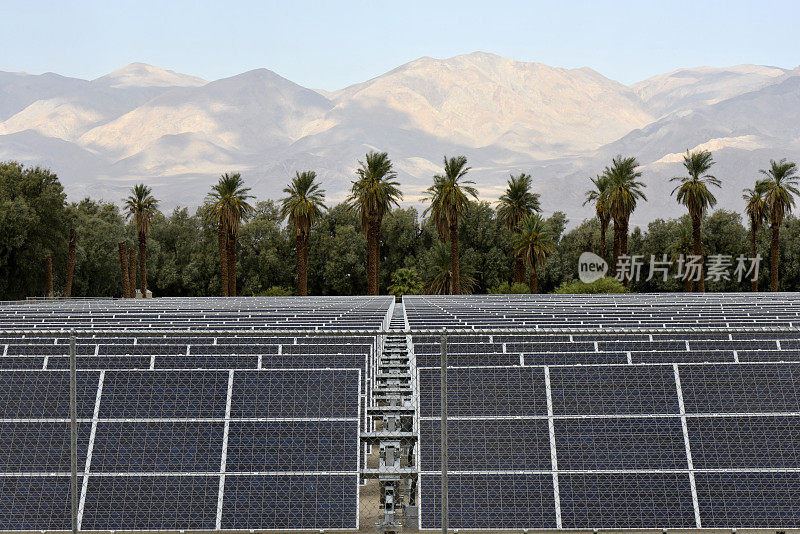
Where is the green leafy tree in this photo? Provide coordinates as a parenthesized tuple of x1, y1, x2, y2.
(123, 184, 159, 297)
(0, 162, 69, 299)
(514, 213, 556, 293)
(583, 174, 611, 264)
(347, 152, 402, 295)
(422, 155, 478, 294)
(422, 240, 477, 295)
(280, 171, 327, 296)
(497, 173, 541, 283)
(379, 208, 421, 292)
(743, 181, 770, 291)
(670, 150, 720, 292)
(238, 201, 294, 296)
(759, 159, 799, 291)
(603, 155, 647, 286)
(207, 173, 254, 296)
(387, 267, 424, 298)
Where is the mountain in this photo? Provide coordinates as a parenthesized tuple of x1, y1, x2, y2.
(0, 54, 798, 224)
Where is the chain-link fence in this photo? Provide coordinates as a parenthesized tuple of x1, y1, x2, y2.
(1, 324, 800, 532)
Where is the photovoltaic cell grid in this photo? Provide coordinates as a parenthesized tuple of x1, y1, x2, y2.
(407, 295, 800, 530)
(0, 297, 395, 532)
(0, 368, 362, 531)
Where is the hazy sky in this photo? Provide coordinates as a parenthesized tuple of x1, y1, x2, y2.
(3, 0, 799, 89)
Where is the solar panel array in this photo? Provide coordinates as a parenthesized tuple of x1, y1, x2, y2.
(0, 296, 393, 531)
(406, 294, 800, 530)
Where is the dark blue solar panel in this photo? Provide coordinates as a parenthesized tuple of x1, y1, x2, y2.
(419, 473, 557, 529)
(679, 363, 800, 413)
(191, 345, 278, 355)
(0, 476, 72, 530)
(0, 371, 98, 418)
(415, 352, 519, 368)
(81, 475, 219, 530)
(419, 419, 550, 470)
(559, 473, 696, 528)
(0, 356, 44, 369)
(419, 367, 547, 417)
(89, 422, 224, 472)
(523, 351, 627, 366)
(99, 370, 228, 418)
(47, 355, 152, 369)
(221, 474, 357, 530)
(696, 472, 800, 527)
(688, 415, 800, 469)
(598, 340, 687, 352)
(259, 354, 366, 370)
(99, 344, 185, 355)
(231, 369, 359, 419)
(0, 422, 91, 471)
(156, 355, 258, 369)
(549, 365, 679, 415)
(737, 349, 800, 362)
(555, 417, 686, 470)
(631, 350, 734, 364)
(507, 341, 595, 353)
(225, 421, 358, 471)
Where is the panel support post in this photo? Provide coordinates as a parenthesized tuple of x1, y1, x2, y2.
(439, 328, 448, 534)
(69, 331, 78, 534)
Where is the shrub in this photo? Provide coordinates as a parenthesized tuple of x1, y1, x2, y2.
(554, 277, 629, 294)
(488, 282, 530, 294)
(387, 268, 424, 299)
(254, 286, 294, 296)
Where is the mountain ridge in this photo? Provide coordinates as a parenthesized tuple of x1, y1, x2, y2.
(1, 53, 798, 227)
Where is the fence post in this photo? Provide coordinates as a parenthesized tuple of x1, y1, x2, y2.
(69, 331, 78, 534)
(440, 327, 448, 533)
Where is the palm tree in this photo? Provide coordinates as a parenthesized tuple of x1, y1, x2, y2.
(207, 173, 254, 297)
(280, 171, 327, 296)
(498, 173, 541, 283)
(603, 155, 647, 286)
(422, 155, 478, 295)
(424, 240, 477, 295)
(743, 181, 770, 292)
(583, 174, 610, 264)
(759, 159, 799, 291)
(514, 213, 555, 293)
(670, 150, 720, 292)
(346, 151, 402, 295)
(124, 184, 159, 298)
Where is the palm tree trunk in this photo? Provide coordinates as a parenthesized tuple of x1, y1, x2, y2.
(450, 225, 460, 295)
(118, 242, 130, 298)
(65, 228, 76, 298)
(529, 265, 539, 294)
(612, 221, 620, 279)
(771, 223, 780, 292)
(218, 223, 228, 297)
(513, 255, 525, 284)
(44, 255, 54, 297)
(366, 218, 379, 295)
(297, 234, 308, 296)
(619, 218, 630, 288)
(750, 224, 759, 292)
(227, 230, 237, 297)
(128, 249, 136, 298)
(692, 214, 704, 292)
(600, 218, 608, 265)
(138, 234, 147, 298)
